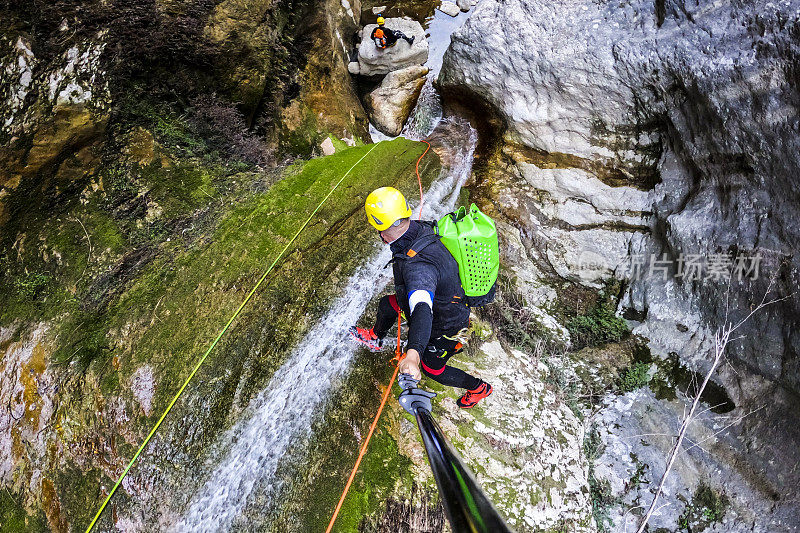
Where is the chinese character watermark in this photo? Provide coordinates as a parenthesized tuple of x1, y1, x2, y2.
(619, 252, 762, 281)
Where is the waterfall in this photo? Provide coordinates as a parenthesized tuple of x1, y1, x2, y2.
(173, 120, 477, 532)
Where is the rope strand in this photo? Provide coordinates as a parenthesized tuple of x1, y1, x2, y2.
(84, 143, 379, 533)
(324, 139, 429, 532)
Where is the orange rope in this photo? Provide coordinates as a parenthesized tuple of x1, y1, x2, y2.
(415, 141, 431, 219)
(325, 314, 403, 533)
(325, 140, 429, 532)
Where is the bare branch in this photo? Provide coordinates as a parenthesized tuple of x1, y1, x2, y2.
(73, 217, 93, 276)
(635, 284, 786, 533)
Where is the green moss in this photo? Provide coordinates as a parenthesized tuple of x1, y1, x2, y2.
(617, 361, 651, 392)
(565, 304, 628, 350)
(328, 135, 350, 152)
(333, 415, 415, 532)
(13, 272, 52, 300)
(627, 453, 649, 488)
(0, 196, 129, 328)
(55, 466, 102, 533)
(281, 109, 323, 157)
(0, 489, 47, 533)
(136, 163, 218, 219)
(677, 483, 729, 531)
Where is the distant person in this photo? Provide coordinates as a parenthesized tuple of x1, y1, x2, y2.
(349, 187, 493, 409)
(371, 15, 415, 49)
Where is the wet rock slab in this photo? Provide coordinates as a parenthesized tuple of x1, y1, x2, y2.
(357, 18, 428, 77)
(366, 65, 429, 136)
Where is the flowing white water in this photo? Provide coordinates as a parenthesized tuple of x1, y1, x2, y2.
(370, 9, 473, 143)
(403, 9, 472, 140)
(174, 119, 477, 532)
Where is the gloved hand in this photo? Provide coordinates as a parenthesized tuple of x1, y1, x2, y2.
(398, 372, 419, 390)
(397, 372, 436, 415)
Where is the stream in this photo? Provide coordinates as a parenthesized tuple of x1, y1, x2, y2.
(163, 10, 476, 532)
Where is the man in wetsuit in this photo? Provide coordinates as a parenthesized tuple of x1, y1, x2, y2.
(371, 15, 415, 49)
(349, 187, 493, 408)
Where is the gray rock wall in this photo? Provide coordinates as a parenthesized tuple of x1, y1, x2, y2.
(439, 0, 800, 398)
(438, 1, 800, 529)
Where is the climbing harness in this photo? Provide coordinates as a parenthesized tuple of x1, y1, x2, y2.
(325, 139, 430, 532)
(84, 143, 382, 533)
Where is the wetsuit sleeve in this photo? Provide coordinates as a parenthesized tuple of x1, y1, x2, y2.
(406, 300, 433, 355)
(404, 261, 439, 355)
(370, 27, 377, 39)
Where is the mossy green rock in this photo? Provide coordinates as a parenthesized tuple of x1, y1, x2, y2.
(0, 138, 439, 530)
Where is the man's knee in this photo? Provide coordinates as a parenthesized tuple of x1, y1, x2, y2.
(378, 294, 400, 315)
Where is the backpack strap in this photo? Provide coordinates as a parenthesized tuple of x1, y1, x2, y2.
(405, 233, 440, 258)
(383, 233, 440, 268)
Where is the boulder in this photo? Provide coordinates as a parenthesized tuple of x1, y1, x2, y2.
(366, 65, 429, 136)
(320, 136, 336, 156)
(456, 0, 471, 12)
(357, 18, 428, 77)
(438, 1, 461, 16)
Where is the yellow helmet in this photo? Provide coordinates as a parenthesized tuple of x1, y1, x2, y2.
(376, 15, 385, 25)
(365, 187, 411, 231)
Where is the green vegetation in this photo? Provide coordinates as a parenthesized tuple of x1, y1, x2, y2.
(678, 483, 729, 531)
(0, 489, 47, 533)
(543, 357, 583, 419)
(118, 96, 270, 169)
(480, 276, 563, 354)
(330, 412, 415, 532)
(617, 361, 652, 392)
(584, 426, 619, 532)
(566, 304, 628, 350)
(627, 453, 648, 488)
(13, 272, 51, 300)
(328, 135, 352, 152)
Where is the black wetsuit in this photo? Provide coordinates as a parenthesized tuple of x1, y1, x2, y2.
(372, 221, 480, 390)
(371, 26, 412, 48)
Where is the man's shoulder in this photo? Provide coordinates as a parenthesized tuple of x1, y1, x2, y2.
(412, 219, 436, 233)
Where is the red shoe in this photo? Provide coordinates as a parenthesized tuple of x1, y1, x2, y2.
(349, 326, 384, 352)
(457, 381, 493, 409)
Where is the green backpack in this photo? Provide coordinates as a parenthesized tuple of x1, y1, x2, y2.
(436, 204, 499, 307)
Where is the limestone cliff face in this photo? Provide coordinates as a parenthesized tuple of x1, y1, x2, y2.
(0, 0, 370, 233)
(439, 0, 800, 396)
(0, 29, 109, 228)
(439, 0, 800, 529)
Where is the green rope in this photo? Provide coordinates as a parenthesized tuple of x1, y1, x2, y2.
(85, 143, 378, 532)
